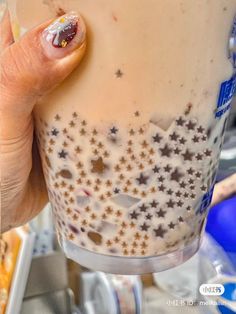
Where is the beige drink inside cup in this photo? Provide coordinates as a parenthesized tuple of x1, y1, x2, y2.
(15, 0, 236, 273)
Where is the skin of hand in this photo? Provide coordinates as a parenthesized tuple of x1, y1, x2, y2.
(0, 11, 87, 233)
(211, 173, 236, 206)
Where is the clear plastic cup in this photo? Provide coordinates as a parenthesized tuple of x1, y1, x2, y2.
(13, 0, 236, 274)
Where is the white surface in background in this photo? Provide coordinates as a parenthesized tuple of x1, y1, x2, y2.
(6, 228, 35, 314)
(144, 287, 204, 314)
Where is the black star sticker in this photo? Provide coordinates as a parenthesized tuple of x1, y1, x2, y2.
(190, 193, 196, 199)
(187, 168, 194, 175)
(197, 126, 205, 133)
(152, 166, 160, 174)
(202, 135, 207, 141)
(195, 171, 202, 178)
(140, 223, 150, 231)
(183, 192, 189, 198)
(51, 128, 59, 136)
(169, 132, 179, 141)
(164, 164, 172, 172)
(179, 181, 187, 188)
(146, 213, 152, 220)
(175, 191, 182, 197)
(174, 147, 181, 155)
(136, 173, 149, 185)
(182, 149, 194, 161)
(192, 135, 199, 143)
(115, 69, 123, 78)
(150, 200, 158, 208)
(153, 133, 162, 143)
(167, 189, 173, 195)
(170, 168, 183, 182)
(204, 149, 212, 157)
(186, 120, 196, 130)
(58, 149, 68, 159)
(189, 178, 194, 184)
(177, 200, 184, 207)
(156, 209, 166, 218)
(130, 211, 140, 220)
(160, 144, 172, 157)
(186, 206, 191, 211)
(110, 126, 118, 134)
(114, 188, 120, 194)
(179, 137, 187, 145)
(196, 153, 203, 161)
(158, 175, 165, 183)
(176, 117, 185, 126)
(168, 222, 175, 229)
(201, 185, 207, 192)
(166, 199, 175, 208)
(178, 216, 184, 223)
(139, 204, 148, 212)
(158, 184, 166, 192)
(154, 225, 167, 238)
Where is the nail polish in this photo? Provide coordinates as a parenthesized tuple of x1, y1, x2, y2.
(42, 12, 85, 54)
(51, 16, 78, 48)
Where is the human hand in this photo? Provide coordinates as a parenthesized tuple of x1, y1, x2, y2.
(0, 11, 86, 233)
(211, 173, 236, 206)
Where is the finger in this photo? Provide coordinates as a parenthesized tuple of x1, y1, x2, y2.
(211, 174, 236, 206)
(0, 12, 86, 139)
(0, 10, 14, 51)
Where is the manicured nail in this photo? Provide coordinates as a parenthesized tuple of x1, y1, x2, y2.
(41, 12, 86, 59)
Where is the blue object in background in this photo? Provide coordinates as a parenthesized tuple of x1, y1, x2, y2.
(206, 196, 236, 268)
(217, 304, 236, 314)
(221, 283, 236, 302)
(217, 283, 236, 314)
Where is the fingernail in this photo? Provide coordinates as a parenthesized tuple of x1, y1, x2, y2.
(41, 12, 86, 59)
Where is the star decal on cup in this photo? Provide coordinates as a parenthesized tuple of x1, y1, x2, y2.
(156, 209, 166, 218)
(153, 133, 162, 143)
(153, 225, 167, 238)
(170, 168, 183, 182)
(159, 144, 172, 157)
(166, 199, 175, 208)
(91, 157, 108, 174)
(136, 173, 149, 185)
(51, 128, 59, 136)
(140, 223, 150, 231)
(58, 149, 68, 159)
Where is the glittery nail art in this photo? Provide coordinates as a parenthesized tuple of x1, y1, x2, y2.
(43, 12, 84, 48)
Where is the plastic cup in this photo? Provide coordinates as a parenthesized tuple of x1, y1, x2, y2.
(13, 0, 236, 274)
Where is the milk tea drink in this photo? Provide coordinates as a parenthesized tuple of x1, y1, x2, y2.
(16, 0, 236, 273)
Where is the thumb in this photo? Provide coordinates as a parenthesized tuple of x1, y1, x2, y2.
(0, 12, 86, 138)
